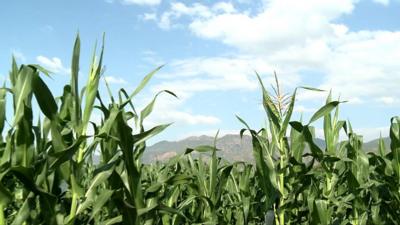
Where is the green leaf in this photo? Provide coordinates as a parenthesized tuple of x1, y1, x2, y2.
(28, 64, 53, 77)
(279, 89, 297, 139)
(32, 72, 58, 120)
(10, 166, 37, 193)
(121, 65, 164, 108)
(82, 35, 105, 134)
(90, 189, 114, 220)
(312, 199, 330, 225)
(49, 136, 87, 170)
(0, 85, 7, 133)
(133, 123, 172, 146)
(289, 121, 303, 133)
(13, 66, 34, 126)
(71, 34, 81, 128)
(378, 134, 386, 157)
(299, 86, 325, 92)
(185, 145, 218, 154)
(11, 195, 32, 225)
(308, 101, 340, 125)
(256, 73, 281, 129)
(139, 90, 177, 126)
(100, 216, 123, 225)
(0, 182, 12, 205)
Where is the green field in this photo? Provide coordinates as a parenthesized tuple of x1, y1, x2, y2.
(1, 36, 399, 225)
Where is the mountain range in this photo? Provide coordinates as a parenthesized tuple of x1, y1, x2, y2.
(142, 134, 390, 163)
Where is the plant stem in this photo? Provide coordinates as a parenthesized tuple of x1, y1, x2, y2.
(278, 139, 286, 225)
(273, 204, 279, 225)
(69, 192, 78, 222)
(69, 127, 87, 223)
(0, 204, 4, 225)
(326, 175, 332, 196)
(76, 144, 85, 165)
(353, 208, 359, 225)
(76, 124, 88, 163)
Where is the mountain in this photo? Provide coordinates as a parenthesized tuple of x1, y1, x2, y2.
(142, 134, 253, 162)
(363, 137, 390, 152)
(143, 134, 326, 163)
(142, 135, 392, 163)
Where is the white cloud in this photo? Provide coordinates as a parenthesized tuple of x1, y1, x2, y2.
(212, 2, 236, 13)
(121, 0, 161, 6)
(294, 105, 317, 113)
(170, 2, 212, 17)
(372, 0, 390, 6)
(152, 56, 298, 99)
(146, 55, 302, 128)
(158, 2, 213, 29)
(156, 111, 220, 125)
(347, 97, 364, 104)
(321, 31, 400, 102)
(143, 94, 220, 127)
(104, 76, 127, 84)
(187, 0, 355, 53)
(142, 13, 157, 21)
(158, 2, 236, 29)
(376, 96, 396, 105)
(36, 56, 69, 74)
(140, 0, 400, 140)
(40, 25, 54, 32)
(141, 50, 165, 66)
(151, 1, 400, 107)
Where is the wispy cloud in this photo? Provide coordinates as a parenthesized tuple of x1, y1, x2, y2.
(121, 0, 161, 6)
(156, 2, 235, 30)
(143, 94, 221, 128)
(141, 50, 165, 66)
(104, 76, 127, 85)
(40, 25, 54, 32)
(294, 105, 317, 113)
(152, 111, 220, 126)
(376, 96, 397, 105)
(153, 56, 297, 98)
(146, 1, 400, 107)
(36, 56, 69, 74)
(135, 0, 400, 140)
(141, 13, 157, 21)
(372, 0, 390, 6)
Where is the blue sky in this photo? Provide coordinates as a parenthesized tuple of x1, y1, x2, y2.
(1, 0, 399, 143)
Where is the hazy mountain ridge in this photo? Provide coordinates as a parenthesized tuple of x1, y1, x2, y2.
(143, 134, 391, 163)
(142, 134, 253, 162)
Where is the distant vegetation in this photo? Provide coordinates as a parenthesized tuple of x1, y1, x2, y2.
(0, 35, 399, 224)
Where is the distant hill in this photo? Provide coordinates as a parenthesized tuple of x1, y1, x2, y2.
(363, 137, 390, 152)
(142, 135, 392, 163)
(142, 134, 324, 163)
(142, 134, 253, 162)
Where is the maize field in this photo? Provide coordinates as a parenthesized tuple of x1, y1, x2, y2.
(0, 36, 399, 225)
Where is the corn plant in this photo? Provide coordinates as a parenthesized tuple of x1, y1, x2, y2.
(1, 34, 400, 225)
(0, 35, 176, 225)
(237, 73, 400, 224)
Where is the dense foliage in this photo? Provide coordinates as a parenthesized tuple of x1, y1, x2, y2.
(0, 36, 399, 225)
